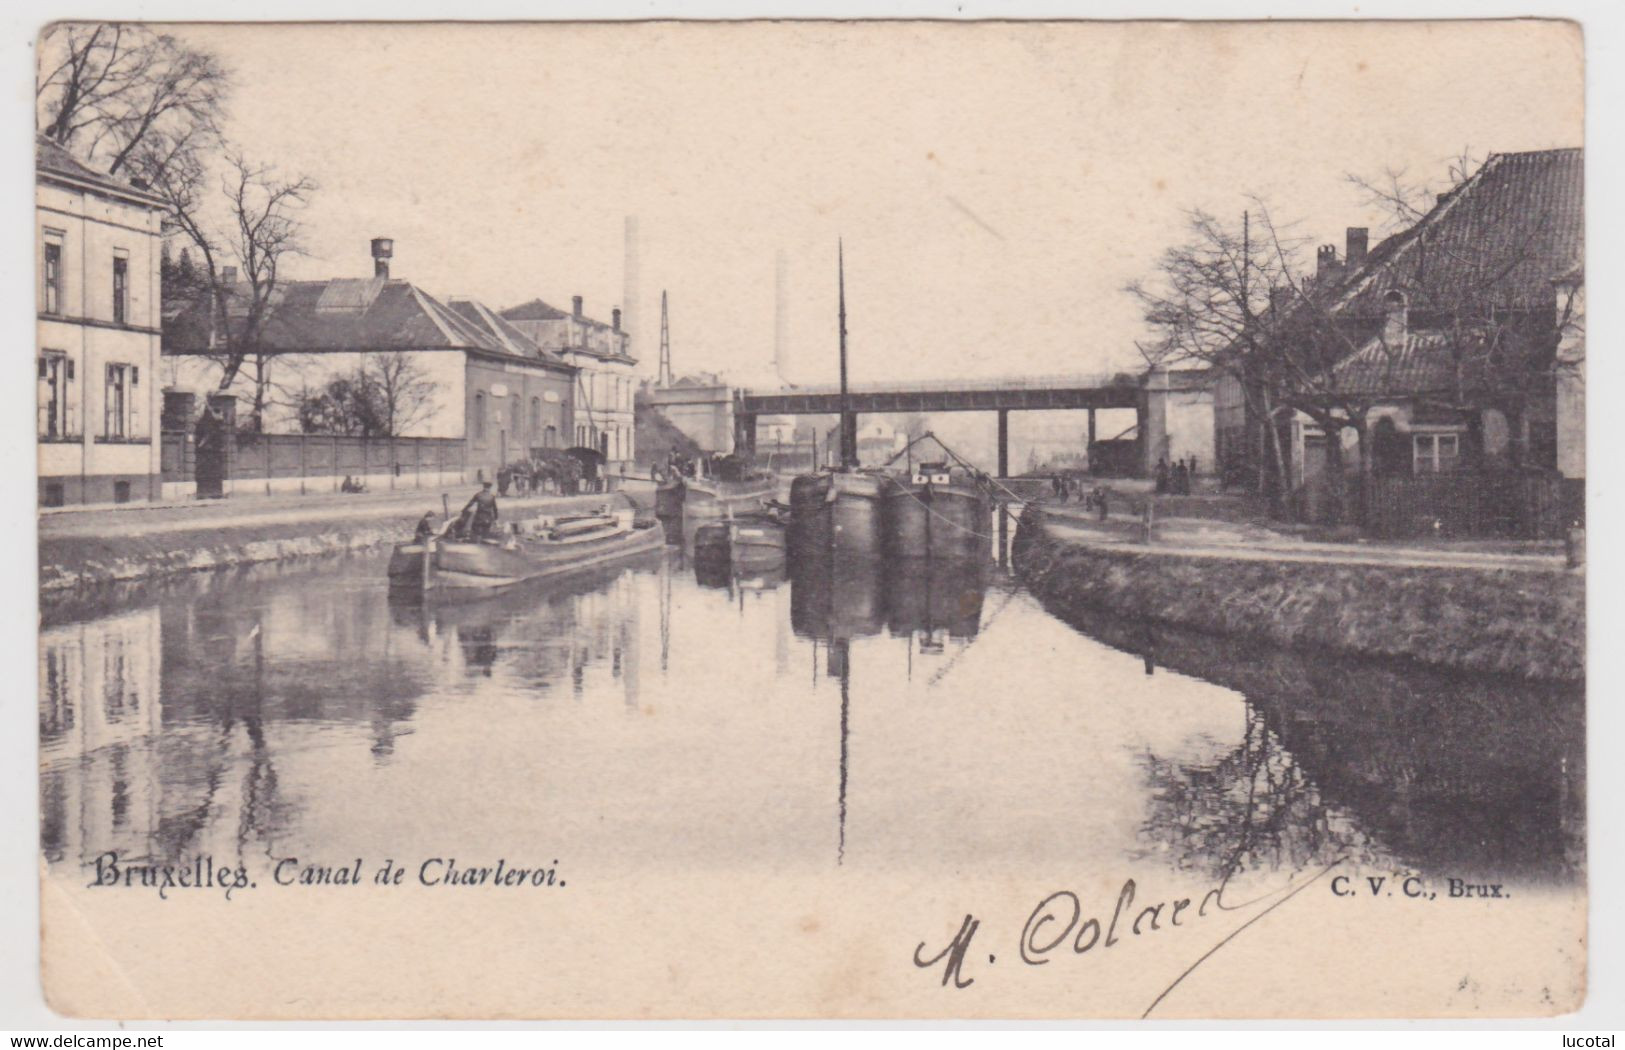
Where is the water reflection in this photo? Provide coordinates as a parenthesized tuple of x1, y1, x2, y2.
(40, 609, 164, 867)
(1054, 605, 1585, 885)
(38, 537, 1582, 888)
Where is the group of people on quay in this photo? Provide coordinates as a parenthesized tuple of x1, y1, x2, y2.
(1154, 455, 1199, 496)
(492, 453, 603, 498)
(1049, 472, 1113, 520)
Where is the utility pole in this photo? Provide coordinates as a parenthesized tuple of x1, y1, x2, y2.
(1241, 211, 1250, 313)
(838, 240, 856, 469)
(658, 290, 672, 388)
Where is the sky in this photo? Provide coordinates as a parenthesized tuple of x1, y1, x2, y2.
(166, 20, 1583, 390)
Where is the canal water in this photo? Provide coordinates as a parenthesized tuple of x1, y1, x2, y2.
(39, 534, 1584, 893)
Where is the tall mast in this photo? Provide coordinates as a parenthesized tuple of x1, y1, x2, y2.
(838, 239, 855, 469)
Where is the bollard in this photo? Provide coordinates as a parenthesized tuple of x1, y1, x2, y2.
(1566, 522, 1585, 569)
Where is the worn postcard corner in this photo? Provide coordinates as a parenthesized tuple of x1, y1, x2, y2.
(34, 18, 1584, 1020)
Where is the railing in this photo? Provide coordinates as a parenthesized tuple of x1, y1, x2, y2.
(1351, 473, 1583, 540)
(162, 431, 468, 488)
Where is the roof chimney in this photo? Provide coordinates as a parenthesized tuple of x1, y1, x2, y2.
(1382, 290, 1408, 346)
(371, 237, 394, 279)
(221, 265, 237, 285)
(1345, 227, 1369, 269)
(1316, 244, 1341, 282)
(572, 295, 583, 320)
(612, 307, 621, 332)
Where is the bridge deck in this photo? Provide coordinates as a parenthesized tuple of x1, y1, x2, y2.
(740, 375, 1142, 414)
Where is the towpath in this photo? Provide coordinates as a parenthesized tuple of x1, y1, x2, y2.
(1041, 504, 1573, 575)
(40, 482, 657, 541)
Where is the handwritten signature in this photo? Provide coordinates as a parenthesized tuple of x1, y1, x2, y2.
(913, 858, 1345, 1017)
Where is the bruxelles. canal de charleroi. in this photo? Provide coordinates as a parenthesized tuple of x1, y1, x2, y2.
(86, 850, 567, 896)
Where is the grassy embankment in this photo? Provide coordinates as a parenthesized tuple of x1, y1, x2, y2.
(1012, 506, 1584, 683)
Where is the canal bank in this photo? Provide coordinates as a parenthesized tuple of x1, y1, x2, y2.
(1012, 505, 1585, 683)
(39, 485, 656, 593)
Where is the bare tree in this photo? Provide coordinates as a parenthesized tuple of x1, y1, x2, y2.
(294, 354, 438, 438)
(1344, 147, 1481, 232)
(40, 25, 321, 434)
(155, 150, 315, 430)
(37, 23, 228, 179)
(1130, 203, 1408, 519)
(1126, 207, 1304, 508)
(296, 373, 382, 437)
(365, 353, 439, 436)
(221, 153, 315, 429)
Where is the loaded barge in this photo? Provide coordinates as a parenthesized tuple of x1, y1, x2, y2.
(388, 508, 664, 592)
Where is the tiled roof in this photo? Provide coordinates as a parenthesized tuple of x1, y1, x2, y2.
(447, 297, 566, 363)
(501, 298, 570, 322)
(35, 134, 164, 205)
(500, 297, 636, 364)
(1330, 329, 1491, 398)
(1331, 148, 1582, 317)
(500, 297, 617, 331)
(164, 278, 564, 365)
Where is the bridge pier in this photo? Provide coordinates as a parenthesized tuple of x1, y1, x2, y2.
(1138, 368, 1170, 477)
(734, 409, 757, 456)
(997, 409, 1009, 478)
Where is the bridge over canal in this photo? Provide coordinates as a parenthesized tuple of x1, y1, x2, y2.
(705, 370, 1198, 477)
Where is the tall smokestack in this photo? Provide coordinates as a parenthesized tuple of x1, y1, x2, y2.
(622, 216, 640, 358)
(774, 248, 789, 383)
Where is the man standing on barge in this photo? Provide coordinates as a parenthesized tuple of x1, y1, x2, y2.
(458, 481, 500, 540)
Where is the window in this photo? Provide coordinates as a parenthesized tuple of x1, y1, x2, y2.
(1413, 432, 1460, 474)
(531, 396, 542, 434)
(38, 352, 74, 439)
(544, 424, 557, 448)
(112, 255, 129, 325)
(103, 363, 139, 439)
(42, 240, 63, 315)
(473, 393, 487, 443)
